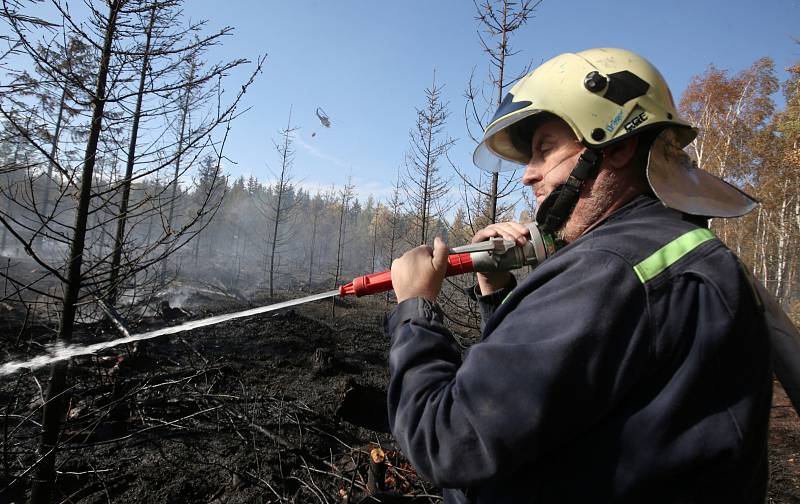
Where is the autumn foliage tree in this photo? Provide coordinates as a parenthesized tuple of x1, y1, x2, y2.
(680, 57, 799, 313)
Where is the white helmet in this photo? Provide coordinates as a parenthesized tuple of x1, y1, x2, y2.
(474, 48, 757, 218)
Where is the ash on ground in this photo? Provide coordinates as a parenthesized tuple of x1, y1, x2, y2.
(0, 291, 798, 503)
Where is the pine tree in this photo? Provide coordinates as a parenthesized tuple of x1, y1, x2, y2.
(404, 70, 454, 245)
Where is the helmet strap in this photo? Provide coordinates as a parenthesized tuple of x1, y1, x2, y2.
(535, 148, 602, 234)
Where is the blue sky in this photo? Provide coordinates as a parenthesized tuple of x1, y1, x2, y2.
(21, 1, 800, 203)
(192, 0, 799, 203)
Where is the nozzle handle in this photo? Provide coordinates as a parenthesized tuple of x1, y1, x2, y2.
(339, 253, 475, 297)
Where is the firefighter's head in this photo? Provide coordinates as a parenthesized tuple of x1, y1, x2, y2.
(517, 113, 651, 241)
(474, 48, 757, 238)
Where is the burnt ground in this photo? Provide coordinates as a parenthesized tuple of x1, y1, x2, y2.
(771, 381, 800, 503)
(0, 293, 799, 503)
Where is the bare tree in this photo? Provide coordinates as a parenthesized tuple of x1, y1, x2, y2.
(460, 0, 540, 227)
(29, 3, 122, 500)
(264, 108, 299, 298)
(332, 177, 354, 317)
(382, 169, 405, 305)
(106, 3, 157, 305)
(404, 70, 454, 245)
(370, 202, 381, 273)
(0, 1, 263, 499)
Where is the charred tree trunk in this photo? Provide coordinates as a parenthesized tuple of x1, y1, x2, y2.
(386, 172, 403, 306)
(488, 2, 509, 224)
(332, 182, 352, 317)
(108, 5, 156, 306)
(332, 197, 346, 315)
(420, 128, 432, 245)
(489, 172, 498, 223)
(268, 187, 285, 299)
(405, 71, 452, 246)
(30, 3, 120, 501)
(268, 203, 281, 298)
(462, 0, 538, 226)
(386, 219, 398, 306)
(267, 108, 296, 298)
(370, 209, 379, 273)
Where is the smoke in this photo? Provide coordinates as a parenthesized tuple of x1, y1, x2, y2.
(0, 247, 22, 258)
(169, 288, 190, 308)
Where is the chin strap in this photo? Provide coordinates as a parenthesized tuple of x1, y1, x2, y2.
(535, 148, 603, 234)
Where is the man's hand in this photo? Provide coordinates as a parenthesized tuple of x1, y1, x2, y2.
(391, 237, 449, 303)
(472, 222, 531, 295)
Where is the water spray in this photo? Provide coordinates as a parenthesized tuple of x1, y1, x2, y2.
(0, 225, 556, 376)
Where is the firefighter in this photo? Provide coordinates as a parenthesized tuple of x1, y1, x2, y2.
(385, 48, 771, 503)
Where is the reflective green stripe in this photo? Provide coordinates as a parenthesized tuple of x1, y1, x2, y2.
(633, 228, 715, 283)
(501, 292, 513, 304)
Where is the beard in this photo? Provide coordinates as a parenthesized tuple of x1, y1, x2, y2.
(559, 167, 622, 243)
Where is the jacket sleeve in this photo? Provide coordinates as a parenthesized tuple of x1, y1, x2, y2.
(464, 275, 518, 333)
(385, 249, 652, 488)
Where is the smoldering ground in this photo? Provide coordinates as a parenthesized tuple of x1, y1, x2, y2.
(2, 286, 800, 502)
(0, 290, 443, 503)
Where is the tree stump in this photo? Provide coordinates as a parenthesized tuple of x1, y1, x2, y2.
(367, 447, 387, 494)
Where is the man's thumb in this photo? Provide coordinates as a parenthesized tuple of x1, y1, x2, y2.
(432, 236, 449, 273)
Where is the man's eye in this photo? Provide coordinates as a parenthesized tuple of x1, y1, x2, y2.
(532, 141, 552, 160)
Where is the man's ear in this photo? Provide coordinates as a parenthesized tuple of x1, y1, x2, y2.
(601, 136, 639, 170)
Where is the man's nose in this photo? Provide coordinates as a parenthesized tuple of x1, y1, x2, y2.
(521, 158, 542, 187)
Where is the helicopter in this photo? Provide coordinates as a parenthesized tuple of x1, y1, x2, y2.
(312, 107, 332, 137)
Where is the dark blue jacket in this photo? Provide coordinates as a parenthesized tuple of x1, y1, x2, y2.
(384, 196, 772, 503)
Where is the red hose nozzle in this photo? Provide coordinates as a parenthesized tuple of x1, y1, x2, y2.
(339, 252, 475, 297)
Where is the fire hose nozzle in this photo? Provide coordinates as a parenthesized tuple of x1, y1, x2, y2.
(339, 223, 558, 298)
(339, 253, 475, 297)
